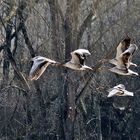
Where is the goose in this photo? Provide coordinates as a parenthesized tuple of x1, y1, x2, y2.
(62, 49, 93, 70)
(107, 84, 134, 97)
(109, 44, 138, 75)
(29, 56, 59, 80)
(109, 37, 131, 65)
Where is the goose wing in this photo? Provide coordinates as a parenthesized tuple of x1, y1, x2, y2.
(29, 56, 57, 80)
(125, 44, 138, 63)
(122, 44, 138, 58)
(73, 49, 91, 55)
(32, 56, 57, 64)
(115, 37, 131, 60)
(123, 90, 134, 96)
(70, 52, 82, 65)
(119, 44, 137, 68)
(116, 50, 131, 69)
(107, 88, 120, 97)
(29, 61, 50, 80)
(71, 49, 91, 65)
(128, 44, 138, 55)
(114, 84, 125, 90)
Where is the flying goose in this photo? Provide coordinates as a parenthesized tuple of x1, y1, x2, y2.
(107, 84, 134, 97)
(109, 37, 131, 65)
(109, 44, 138, 75)
(62, 49, 93, 70)
(29, 56, 59, 80)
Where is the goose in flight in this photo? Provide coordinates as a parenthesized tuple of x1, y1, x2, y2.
(62, 49, 93, 70)
(29, 56, 59, 80)
(109, 44, 138, 75)
(107, 84, 134, 97)
(109, 37, 131, 65)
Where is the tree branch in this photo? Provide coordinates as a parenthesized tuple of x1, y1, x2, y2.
(16, 1, 35, 58)
(77, 11, 95, 47)
(75, 73, 93, 104)
(4, 5, 18, 23)
(6, 46, 30, 90)
(56, 0, 64, 23)
(0, 15, 6, 31)
(21, 23, 35, 58)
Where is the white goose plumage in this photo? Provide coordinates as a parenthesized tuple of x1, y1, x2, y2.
(109, 44, 138, 76)
(29, 56, 59, 80)
(109, 37, 131, 66)
(122, 44, 138, 68)
(107, 84, 134, 97)
(62, 49, 93, 70)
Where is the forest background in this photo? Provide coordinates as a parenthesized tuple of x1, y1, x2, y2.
(0, 0, 140, 140)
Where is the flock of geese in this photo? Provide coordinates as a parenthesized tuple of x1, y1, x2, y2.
(29, 37, 138, 98)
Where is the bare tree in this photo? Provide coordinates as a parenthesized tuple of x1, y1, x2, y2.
(0, 0, 140, 140)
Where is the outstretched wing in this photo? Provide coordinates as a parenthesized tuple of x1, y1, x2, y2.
(29, 60, 49, 80)
(107, 89, 119, 97)
(32, 56, 57, 64)
(116, 50, 131, 70)
(29, 56, 58, 80)
(70, 52, 81, 64)
(126, 44, 138, 63)
(128, 44, 138, 55)
(73, 49, 91, 55)
(122, 44, 138, 57)
(115, 37, 131, 59)
(124, 90, 134, 96)
(114, 84, 125, 90)
(71, 49, 91, 65)
(119, 44, 138, 68)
